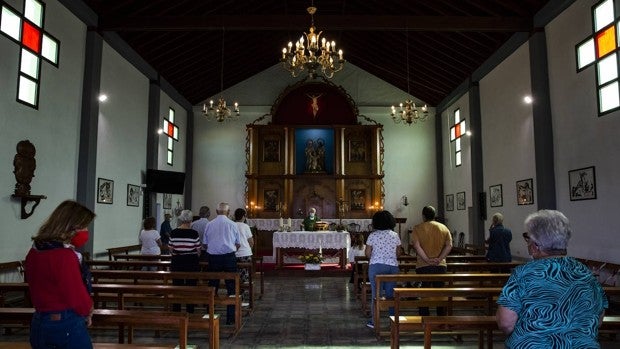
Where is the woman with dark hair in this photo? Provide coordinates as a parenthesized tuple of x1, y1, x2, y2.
(139, 216, 161, 256)
(364, 210, 402, 329)
(25, 200, 96, 348)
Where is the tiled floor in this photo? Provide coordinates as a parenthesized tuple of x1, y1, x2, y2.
(2, 272, 618, 348)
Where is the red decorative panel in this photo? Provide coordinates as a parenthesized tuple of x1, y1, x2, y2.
(272, 81, 358, 125)
(22, 21, 41, 53)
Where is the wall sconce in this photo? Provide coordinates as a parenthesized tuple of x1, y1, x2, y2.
(401, 195, 409, 206)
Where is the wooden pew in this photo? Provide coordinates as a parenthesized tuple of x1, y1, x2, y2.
(390, 286, 620, 348)
(113, 254, 172, 261)
(106, 245, 142, 261)
(90, 270, 241, 335)
(0, 261, 25, 308)
(0, 282, 220, 349)
(373, 274, 510, 338)
(420, 315, 620, 349)
(389, 287, 503, 348)
(0, 307, 190, 349)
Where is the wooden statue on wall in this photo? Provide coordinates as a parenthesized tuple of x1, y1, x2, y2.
(12, 140, 46, 219)
(304, 138, 326, 173)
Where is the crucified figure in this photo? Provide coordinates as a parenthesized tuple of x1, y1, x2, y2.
(306, 93, 323, 119)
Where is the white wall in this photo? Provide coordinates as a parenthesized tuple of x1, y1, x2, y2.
(546, 0, 620, 263)
(442, 94, 473, 242)
(0, 0, 86, 263)
(93, 42, 149, 253)
(479, 42, 535, 259)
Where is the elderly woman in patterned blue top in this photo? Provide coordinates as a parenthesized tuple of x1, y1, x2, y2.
(496, 210, 608, 348)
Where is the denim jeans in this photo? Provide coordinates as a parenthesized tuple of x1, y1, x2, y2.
(368, 263, 400, 321)
(415, 265, 448, 316)
(208, 252, 238, 324)
(30, 310, 92, 349)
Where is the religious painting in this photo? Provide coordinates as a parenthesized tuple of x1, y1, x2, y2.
(445, 194, 454, 211)
(163, 193, 172, 209)
(489, 184, 503, 207)
(348, 140, 366, 162)
(569, 166, 596, 201)
(126, 184, 140, 207)
(263, 139, 280, 162)
(97, 178, 113, 204)
(264, 189, 279, 211)
(304, 138, 327, 173)
(456, 191, 466, 210)
(516, 178, 534, 205)
(350, 189, 365, 211)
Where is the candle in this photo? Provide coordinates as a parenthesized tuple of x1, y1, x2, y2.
(279, 217, 284, 227)
(287, 218, 292, 227)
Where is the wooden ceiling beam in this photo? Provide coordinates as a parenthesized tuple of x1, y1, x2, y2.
(99, 15, 533, 32)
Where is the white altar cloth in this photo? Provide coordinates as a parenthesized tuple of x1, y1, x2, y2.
(249, 218, 371, 232)
(273, 231, 351, 250)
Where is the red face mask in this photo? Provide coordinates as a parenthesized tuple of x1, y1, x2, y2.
(71, 229, 89, 248)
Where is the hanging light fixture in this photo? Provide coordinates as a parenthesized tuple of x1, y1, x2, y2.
(390, 30, 428, 125)
(280, 1, 345, 79)
(203, 28, 240, 122)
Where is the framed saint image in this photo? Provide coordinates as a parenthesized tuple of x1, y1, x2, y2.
(97, 178, 114, 204)
(163, 193, 172, 209)
(263, 189, 279, 211)
(263, 139, 280, 162)
(348, 139, 366, 162)
(516, 178, 534, 205)
(569, 166, 597, 201)
(126, 184, 140, 207)
(489, 184, 503, 207)
(350, 189, 365, 211)
(445, 194, 454, 211)
(456, 191, 466, 210)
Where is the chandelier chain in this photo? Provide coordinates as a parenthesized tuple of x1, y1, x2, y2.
(202, 26, 240, 122)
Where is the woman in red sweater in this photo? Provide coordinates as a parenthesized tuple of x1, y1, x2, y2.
(25, 200, 96, 349)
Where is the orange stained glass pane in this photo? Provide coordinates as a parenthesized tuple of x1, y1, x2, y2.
(596, 25, 616, 58)
(22, 21, 41, 53)
(455, 123, 461, 138)
(167, 123, 175, 137)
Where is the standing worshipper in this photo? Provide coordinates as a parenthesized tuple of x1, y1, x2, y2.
(364, 210, 402, 329)
(411, 205, 452, 316)
(234, 208, 254, 302)
(497, 210, 607, 348)
(160, 213, 172, 254)
(190, 205, 211, 260)
(169, 210, 201, 313)
(485, 212, 512, 262)
(25, 200, 96, 349)
(203, 202, 241, 325)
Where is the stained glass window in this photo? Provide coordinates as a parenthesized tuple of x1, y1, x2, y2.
(450, 109, 466, 167)
(162, 108, 179, 166)
(576, 0, 620, 115)
(0, 0, 58, 108)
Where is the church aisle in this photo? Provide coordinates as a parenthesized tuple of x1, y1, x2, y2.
(228, 274, 506, 348)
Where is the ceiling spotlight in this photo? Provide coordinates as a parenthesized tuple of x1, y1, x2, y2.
(523, 96, 533, 104)
(98, 94, 108, 102)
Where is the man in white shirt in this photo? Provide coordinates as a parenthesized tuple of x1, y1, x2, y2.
(203, 202, 240, 325)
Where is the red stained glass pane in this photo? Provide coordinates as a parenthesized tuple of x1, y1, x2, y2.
(596, 25, 616, 58)
(22, 21, 41, 53)
(167, 123, 174, 137)
(455, 124, 461, 138)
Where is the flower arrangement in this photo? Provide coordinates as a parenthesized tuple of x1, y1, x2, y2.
(299, 253, 324, 264)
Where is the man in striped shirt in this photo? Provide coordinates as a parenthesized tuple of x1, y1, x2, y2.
(169, 209, 201, 313)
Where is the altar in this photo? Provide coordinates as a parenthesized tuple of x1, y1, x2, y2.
(272, 231, 351, 269)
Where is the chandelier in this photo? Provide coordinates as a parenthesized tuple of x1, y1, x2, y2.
(390, 30, 428, 125)
(203, 28, 240, 122)
(280, 3, 344, 79)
